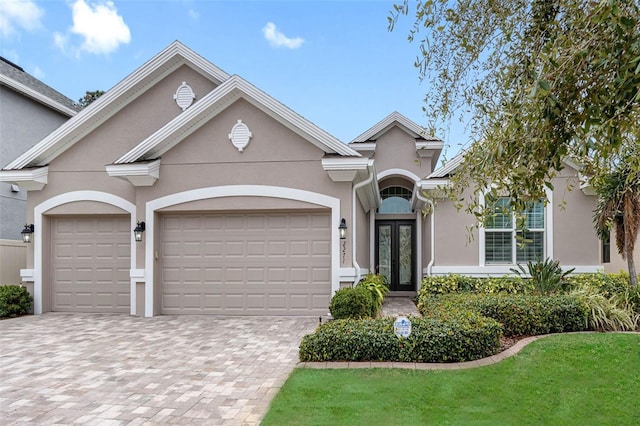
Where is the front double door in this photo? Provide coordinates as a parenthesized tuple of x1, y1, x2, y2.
(375, 220, 415, 291)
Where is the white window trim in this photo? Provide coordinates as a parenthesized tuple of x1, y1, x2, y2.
(479, 188, 553, 267)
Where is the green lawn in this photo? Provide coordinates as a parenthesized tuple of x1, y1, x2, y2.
(263, 333, 640, 425)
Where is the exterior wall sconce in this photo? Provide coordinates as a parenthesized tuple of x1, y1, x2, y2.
(21, 224, 34, 243)
(133, 221, 146, 242)
(339, 218, 347, 240)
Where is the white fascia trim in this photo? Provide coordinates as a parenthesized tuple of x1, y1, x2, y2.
(4, 41, 229, 170)
(117, 76, 359, 164)
(416, 141, 444, 150)
(429, 265, 603, 276)
(419, 178, 451, 191)
(349, 143, 376, 152)
(33, 191, 137, 315)
(377, 168, 421, 183)
(143, 185, 341, 317)
(106, 159, 161, 186)
(351, 111, 428, 142)
(0, 166, 48, 191)
(322, 157, 370, 182)
(339, 267, 370, 282)
(428, 151, 465, 178)
(0, 74, 78, 117)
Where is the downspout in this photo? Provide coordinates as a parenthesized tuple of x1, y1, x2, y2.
(415, 188, 435, 276)
(352, 163, 375, 286)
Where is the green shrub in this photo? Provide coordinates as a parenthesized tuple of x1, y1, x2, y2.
(570, 287, 639, 331)
(419, 274, 531, 297)
(0, 285, 33, 318)
(329, 287, 376, 319)
(419, 293, 588, 336)
(299, 315, 502, 363)
(511, 258, 574, 294)
(356, 273, 389, 312)
(566, 272, 631, 297)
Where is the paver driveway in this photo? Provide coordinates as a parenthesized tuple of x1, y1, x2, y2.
(0, 313, 318, 425)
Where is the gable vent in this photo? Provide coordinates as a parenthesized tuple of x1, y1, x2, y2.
(174, 81, 195, 111)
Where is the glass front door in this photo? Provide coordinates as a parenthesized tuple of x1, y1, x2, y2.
(375, 220, 415, 291)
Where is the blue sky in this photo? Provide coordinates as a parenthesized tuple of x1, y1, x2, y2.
(1, 0, 469, 158)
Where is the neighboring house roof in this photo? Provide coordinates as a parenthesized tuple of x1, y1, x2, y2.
(350, 111, 441, 143)
(0, 56, 79, 117)
(3, 41, 359, 171)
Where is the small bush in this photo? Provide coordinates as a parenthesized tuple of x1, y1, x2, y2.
(510, 258, 574, 294)
(419, 293, 588, 336)
(299, 315, 502, 363)
(0, 285, 33, 318)
(571, 287, 639, 331)
(329, 287, 376, 319)
(356, 273, 389, 312)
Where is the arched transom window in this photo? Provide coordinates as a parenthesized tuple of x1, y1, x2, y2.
(378, 186, 413, 214)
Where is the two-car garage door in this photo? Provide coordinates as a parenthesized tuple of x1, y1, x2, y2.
(160, 211, 331, 315)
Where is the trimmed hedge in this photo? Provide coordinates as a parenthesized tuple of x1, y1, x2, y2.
(329, 287, 376, 319)
(299, 315, 502, 363)
(0, 285, 33, 319)
(566, 272, 631, 297)
(420, 274, 532, 295)
(419, 293, 588, 336)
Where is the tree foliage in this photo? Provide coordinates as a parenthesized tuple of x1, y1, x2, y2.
(77, 90, 105, 109)
(389, 0, 640, 279)
(593, 145, 640, 287)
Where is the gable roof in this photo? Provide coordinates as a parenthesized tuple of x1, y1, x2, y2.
(115, 74, 360, 164)
(2, 41, 230, 171)
(0, 57, 79, 116)
(350, 111, 440, 143)
(428, 150, 466, 178)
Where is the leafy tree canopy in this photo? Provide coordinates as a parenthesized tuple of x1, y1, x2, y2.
(77, 90, 105, 109)
(389, 0, 640, 214)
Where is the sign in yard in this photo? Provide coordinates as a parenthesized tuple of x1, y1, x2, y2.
(393, 316, 412, 338)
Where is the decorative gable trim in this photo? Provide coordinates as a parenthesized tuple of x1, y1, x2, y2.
(3, 41, 230, 171)
(351, 111, 439, 143)
(106, 159, 161, 187)
(0, 166, 48, 190)
(321, 157, 371, 182)
(115, 75, 360, 164)
(428, 151, 465, 178)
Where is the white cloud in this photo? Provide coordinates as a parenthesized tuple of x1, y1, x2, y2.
(188, 9, 199, 21)
(0, 0, 44, 38)
(59, 0, 131, 56)
(262, 22, 304, 49)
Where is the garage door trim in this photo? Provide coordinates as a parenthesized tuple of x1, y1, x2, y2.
(145, 185, 341, 317)
(33, 190, 137, 315)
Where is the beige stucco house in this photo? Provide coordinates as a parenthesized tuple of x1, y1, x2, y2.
(0, 41, 627, 317)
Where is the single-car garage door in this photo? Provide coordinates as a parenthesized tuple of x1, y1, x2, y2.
(50, 216, 130, 313)
(161, 211, 331, 315)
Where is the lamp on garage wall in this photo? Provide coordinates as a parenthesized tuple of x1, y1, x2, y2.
(133, 221, 146, 242)
(21, 224, 34, 243)
(339, 218, 347, 264)
(339, 218, 347, 240)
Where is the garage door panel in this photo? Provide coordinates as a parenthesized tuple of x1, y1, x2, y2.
(161, 212, 330, 315)
(51, 217, 130, 313)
